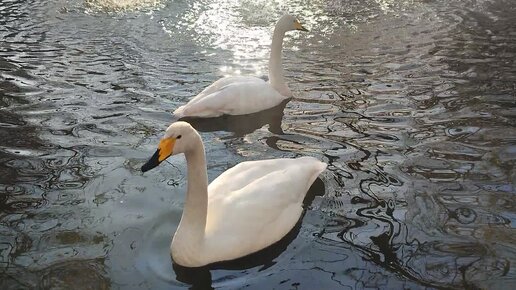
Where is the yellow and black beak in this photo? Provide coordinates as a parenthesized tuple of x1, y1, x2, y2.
(294, 21, 309, 32)
(141, 138, 175, 173)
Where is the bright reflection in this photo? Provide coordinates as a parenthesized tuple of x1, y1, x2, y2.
(159, 0, 418, 76)
(374, 0, 416, 13)
(190, 0, 282, 76)
(161, 0, 321, 76)
(85, 0, 164, 12)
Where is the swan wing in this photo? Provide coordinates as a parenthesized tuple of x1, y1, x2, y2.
(203, 157, 326, 263)
(195, 76, 265, 99)
(173, 79, 286, 118)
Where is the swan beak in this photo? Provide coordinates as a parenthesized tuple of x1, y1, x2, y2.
(141, 138, 176, 172)
(295, 22, 309, 32)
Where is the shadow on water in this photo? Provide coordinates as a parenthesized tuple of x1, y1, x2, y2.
(172, 178, 325, 289)
(179, 100, 289, 137)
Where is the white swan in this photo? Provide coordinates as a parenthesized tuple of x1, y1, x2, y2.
(141, 121, 326, 267)
(173, 15, 308, 118)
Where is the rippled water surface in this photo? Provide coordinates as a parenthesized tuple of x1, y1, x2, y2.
(1, 0, 515, 289)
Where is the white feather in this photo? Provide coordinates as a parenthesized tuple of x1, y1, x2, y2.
(174, 78, 285, 118)
(173, 15, 308, 118)
(143, 122, 326, 267)
(202, 157, 327, 263)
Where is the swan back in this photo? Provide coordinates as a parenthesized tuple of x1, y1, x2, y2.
(197, 156, 326, 265)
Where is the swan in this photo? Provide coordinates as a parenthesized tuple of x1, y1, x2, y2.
(141, 121, 326, 267)
(173, 14, 308, 118)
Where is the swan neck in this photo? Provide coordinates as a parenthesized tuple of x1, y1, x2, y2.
(269, 27, 290, 96)
(181, 138, 208, 236)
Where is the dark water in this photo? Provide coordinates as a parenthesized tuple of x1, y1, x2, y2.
(1, 0, 515, 289)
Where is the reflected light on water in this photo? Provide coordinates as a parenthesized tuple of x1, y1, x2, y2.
(160, 0, 339, 76)
(177, 0, 277, 75)
(85, 0, 164, 12)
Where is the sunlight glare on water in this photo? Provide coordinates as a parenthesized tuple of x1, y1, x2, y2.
(85, 0, 164, 12)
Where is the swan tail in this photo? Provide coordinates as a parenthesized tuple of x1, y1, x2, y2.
(173, 105, 187, 119)
(299, 156, 327, 175)
(314, 160, 327, 175)
(302, 157, 327, 189)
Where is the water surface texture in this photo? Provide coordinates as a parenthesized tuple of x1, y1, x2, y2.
(1, 0, 515, 289)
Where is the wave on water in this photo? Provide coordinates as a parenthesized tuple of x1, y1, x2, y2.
(84, 0, 164, 12)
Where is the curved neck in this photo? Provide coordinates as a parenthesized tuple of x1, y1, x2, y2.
(178, 137, 208, 239)
(268, 27, 290, 96)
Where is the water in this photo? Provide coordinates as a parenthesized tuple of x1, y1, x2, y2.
(1, 0, 515, 289)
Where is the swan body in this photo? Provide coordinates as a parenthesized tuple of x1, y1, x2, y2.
(173, 77, 285, 118)
(173, 15, 308, 118)
(141, 122, 326, 267)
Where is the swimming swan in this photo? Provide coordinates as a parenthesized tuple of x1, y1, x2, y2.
(173, 15, 308, 118)
(141, 121, 326, 267)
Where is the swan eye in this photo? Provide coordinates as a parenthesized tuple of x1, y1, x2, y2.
(177, 135, 182, 139)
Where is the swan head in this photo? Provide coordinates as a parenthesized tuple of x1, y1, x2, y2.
(141, 121, 200, 172)
(277, 14, 308, 33)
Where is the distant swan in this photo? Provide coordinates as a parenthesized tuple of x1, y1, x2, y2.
(141, 121, 326, 267)
(173, 14, 308, 118)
